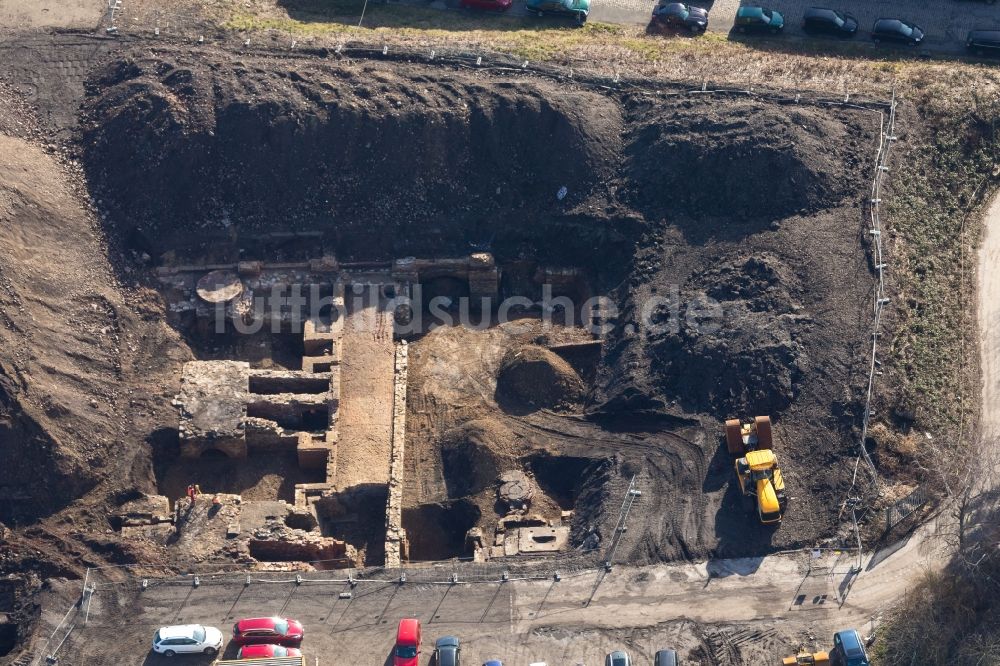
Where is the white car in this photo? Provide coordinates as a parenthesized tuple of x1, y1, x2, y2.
(152, 624, 224, 657)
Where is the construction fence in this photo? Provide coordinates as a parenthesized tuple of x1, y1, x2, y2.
(884, 485, 930, 532)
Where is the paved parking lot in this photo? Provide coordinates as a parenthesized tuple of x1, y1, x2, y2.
(713, 0, 998, 52)
(40, 543, 920, 665)
(33, 511, 953, 666)
(55, 573, 721, 665)
(536, 0, 1000, 55)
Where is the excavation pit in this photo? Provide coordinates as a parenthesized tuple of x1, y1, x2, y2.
(401, 324, 615, 562)
(71, 49, 879, 571)
(402, 500, 482, 562)
(0, 622, 16, 657)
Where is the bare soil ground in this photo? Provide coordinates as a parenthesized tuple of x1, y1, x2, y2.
(0, 88, 188, 532)
(0, 16, 966, 663)
(0, 74, 193, 657)
(0, 42, 878, 565)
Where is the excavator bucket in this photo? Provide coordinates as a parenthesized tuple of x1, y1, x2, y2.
(725, 419, 744, 454)
(754, 415, 773, 449)
(782, 652, 830, 665)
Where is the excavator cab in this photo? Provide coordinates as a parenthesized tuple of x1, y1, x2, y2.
(734, 449, 786, 523)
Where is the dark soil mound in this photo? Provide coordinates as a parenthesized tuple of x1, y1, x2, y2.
(81, 55, 628, 269)
(496, 346, 587, 413)
(696, 254, 801, 314)
(649, 303, 807, 415)
(440, 419, 521, 499)
(624, 99, 865, 228)
(646, 254, 808, 415)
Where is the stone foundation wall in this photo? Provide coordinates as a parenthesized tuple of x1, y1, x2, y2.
(384, 341, 409, 567)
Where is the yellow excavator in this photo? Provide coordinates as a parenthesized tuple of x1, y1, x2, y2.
(725, 416, 787, 524)
(782, 652, 830, 665)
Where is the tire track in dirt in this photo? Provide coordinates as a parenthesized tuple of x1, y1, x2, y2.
(501, 411, 710, 561)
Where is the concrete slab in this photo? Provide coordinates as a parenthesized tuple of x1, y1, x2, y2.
(176, 360, 250, 459)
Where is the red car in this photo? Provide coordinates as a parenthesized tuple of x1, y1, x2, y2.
(232, 617, 304, 647)
(459, 0, 512, 11)
(237, 644, 303, 659)
(393, 618, 421, 666)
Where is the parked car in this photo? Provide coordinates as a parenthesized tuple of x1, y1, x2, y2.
(237, 644, 303, 659)
(734, 6, 784, 34)
(605, 651, 632, 666)
(831, 629, 870, 666)
(654, 649, 679, 666)
(459, 0, 513, 12)
(394, 618, 422, 666)
(434, 636, 461, 666)
(525, 0, 590, 24)
(802, 7, 857, 37)
(871, 18, 924, 46)
(151, 625, 224, 657)
(650, 2, 709, 33)
(967, 29, 1000, 56)
(483, 661, 503, 666)
(231, 617, 304, 647)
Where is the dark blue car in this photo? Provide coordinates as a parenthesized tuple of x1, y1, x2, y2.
(871, 18, 924, 46)
(832, 629, 870, 666)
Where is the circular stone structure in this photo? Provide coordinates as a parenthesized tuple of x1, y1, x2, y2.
(498, 470, 534, 512)
(196, 270, 243, 304)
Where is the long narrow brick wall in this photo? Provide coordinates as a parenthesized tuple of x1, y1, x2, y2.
(384, 341, 409, 567)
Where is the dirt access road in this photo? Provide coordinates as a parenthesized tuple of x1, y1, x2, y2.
(979, 192, 1000, 437)
(45, 522, 952, 665)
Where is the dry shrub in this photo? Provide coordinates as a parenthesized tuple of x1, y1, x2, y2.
(875, 566, 1000, 665)
(869, 422, 921, 479)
